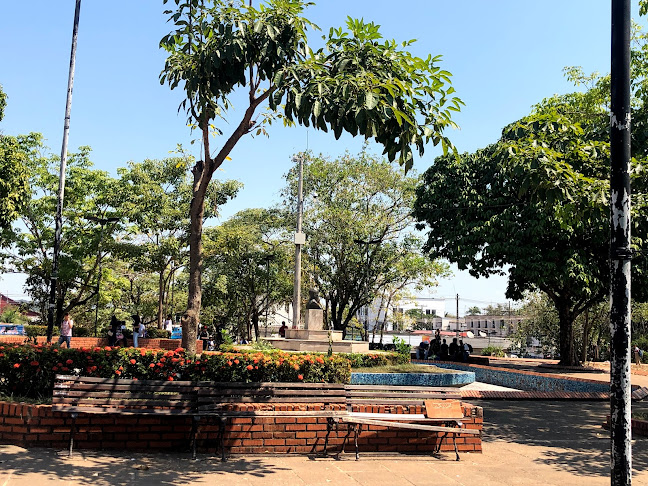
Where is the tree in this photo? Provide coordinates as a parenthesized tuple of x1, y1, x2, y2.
(160, 0, 461, 352)
(466, 306, 481, 316)
(283, 152, 448, 335)
(414, 107, 648, 365)
(1, 141, 123, 328)
(202, 208, 293, 340)
(116, 156, 241, 328)
(0, 86, 30, 235)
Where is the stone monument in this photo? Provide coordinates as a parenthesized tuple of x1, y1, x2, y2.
(304, 288, 324, 330)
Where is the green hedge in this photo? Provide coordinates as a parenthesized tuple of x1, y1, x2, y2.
(146, 328, 171, 339)
(24, 325, 92, 339)
(481, 346, 505, 357)
(343, 352, 409, 368)
(0, 344, 351, 400)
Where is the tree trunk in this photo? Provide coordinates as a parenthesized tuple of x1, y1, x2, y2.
(580, 309, 590, 364)
(182, 159, 208, 354)
(557, 302, 579, 366)
(157, 269, 165, 330)
(252, 312, 260, 342)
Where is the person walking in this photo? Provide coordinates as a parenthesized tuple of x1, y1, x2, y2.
(132, 315, 145, 348)
(57, 312, 74, 348)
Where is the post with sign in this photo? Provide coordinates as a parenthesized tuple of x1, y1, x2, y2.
(292, 154, 305, 329)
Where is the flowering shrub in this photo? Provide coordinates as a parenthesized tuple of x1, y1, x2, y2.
(0, 344, 351, 400)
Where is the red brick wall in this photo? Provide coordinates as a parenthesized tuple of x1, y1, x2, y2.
(0, 401, 482, 455)
(0, 336, 203, 353)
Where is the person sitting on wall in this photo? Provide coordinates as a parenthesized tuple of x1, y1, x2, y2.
(440, 339, 449, 360)
(449, 338, 459, 361)
(279, 321, 288, 338)
(417, 339, 430, 360)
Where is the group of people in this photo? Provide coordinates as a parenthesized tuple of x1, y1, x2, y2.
(417, 331, 473, 362)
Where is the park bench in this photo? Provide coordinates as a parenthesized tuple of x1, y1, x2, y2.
(340, 385, 481, 461)
(195, 381, 348, 460)
(53, 376, 480, 462)
(52, 374, 199, 456)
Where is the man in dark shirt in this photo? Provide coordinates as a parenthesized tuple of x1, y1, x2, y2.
(440, 339, 449, 360)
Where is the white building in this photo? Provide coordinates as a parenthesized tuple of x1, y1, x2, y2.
(357, 296, 446, 332)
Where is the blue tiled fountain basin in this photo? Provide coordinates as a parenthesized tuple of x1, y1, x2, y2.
(350, 370, 475, 386)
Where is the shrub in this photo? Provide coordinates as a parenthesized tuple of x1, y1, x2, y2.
(343, 352, 408, 368)
(0, 344, 352, 400)
(392, 336, 412, 360)
(481, 346, 505, 357)
(146, 328, 171, 339)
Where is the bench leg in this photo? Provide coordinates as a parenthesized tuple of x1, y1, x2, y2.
(191, 416, 199, 460)
(68, 413, 78, 457)
(337, 423, 354, 459)
(218, 418, 227, 462)
(354, 424, 361, 461)
(452, 432, 459, 462)
(322, 418, 337, 456)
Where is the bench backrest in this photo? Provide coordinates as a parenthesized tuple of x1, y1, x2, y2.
(196, 382, 346, 412)
(345, 384, 461, 407)
(52, 374, 197, 414)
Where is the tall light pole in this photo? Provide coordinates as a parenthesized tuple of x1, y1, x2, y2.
(46, 0, 82, 343)
(86, 216, 119, 337)
(610, 0, 632, 484)
(292, 154, 305, 329)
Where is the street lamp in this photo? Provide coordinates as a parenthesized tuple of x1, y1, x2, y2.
(85, 215, 119, 337)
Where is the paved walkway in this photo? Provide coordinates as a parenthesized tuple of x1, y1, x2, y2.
(0, 400, 646, 485)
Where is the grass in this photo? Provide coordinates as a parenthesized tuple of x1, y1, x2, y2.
(352, 363, 455, 374)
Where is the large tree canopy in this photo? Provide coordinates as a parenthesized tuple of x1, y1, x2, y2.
(0, 86, 30, 235)
(413, 109, 648, 366)
(283, 152, 448, 335)
(160, 0, 461, 352)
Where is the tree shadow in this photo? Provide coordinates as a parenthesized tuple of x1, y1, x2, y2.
(476, 399, 648, 478)
(0, 446, 291, 485)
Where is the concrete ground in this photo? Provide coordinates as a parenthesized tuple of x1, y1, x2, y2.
(0, 400, 646, 485)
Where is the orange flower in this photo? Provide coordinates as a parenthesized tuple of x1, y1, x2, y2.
(297, 374, 304, 380)
(130, 359, 136, 365)
(246, 365, 253, 370)
(13, 363, 20, 368)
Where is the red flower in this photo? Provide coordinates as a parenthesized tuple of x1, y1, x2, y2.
(227, 361, 233, 366)
(316, 357, 324, 364)
(52, 366, 58, 371)
(13, 363, 20, 368)
(149, 363, 155, 368)
(130, 359, 136, 365)
(66, 359, 73, 365)
(234, 359, 239, 365)
(167, 376, 174, 381)
(246, 365, 253, 370)
(174, 347, 183, 353)
(297, 374, 304, 380)
(61, 367, 69, 372)
(0, 353, 4, 357)
(53, 349, 58, 353)
(115, 370, 121, 375)
(30, 361, 39, 366)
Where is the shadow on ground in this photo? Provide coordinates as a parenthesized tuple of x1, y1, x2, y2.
(0, 446, 290, 485)
(475, 399, 648, 478)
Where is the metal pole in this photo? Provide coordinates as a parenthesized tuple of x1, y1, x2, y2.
(455, 294, 459, 338)
(610, 0, 632, 484)
(292, 155, 304, 329)
(93, 223, 105, 337)
(46, 0, 82, 343)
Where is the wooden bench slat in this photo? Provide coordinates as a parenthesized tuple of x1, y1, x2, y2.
(55, 375, 196, 386)
(196, 396, 346, 404)
(339, 417, 480, 435)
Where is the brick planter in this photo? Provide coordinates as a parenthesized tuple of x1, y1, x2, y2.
(604, 415, 648, 437)
(0, 336, 203, 353)
(0, 401, 482, 456)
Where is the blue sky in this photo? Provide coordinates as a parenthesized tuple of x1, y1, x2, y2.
(0, 0, 637, 311)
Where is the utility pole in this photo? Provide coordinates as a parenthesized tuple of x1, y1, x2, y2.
(610, 0, 632, 484)
(292, 154, 305, 329)
(46, 0, 82, 343)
